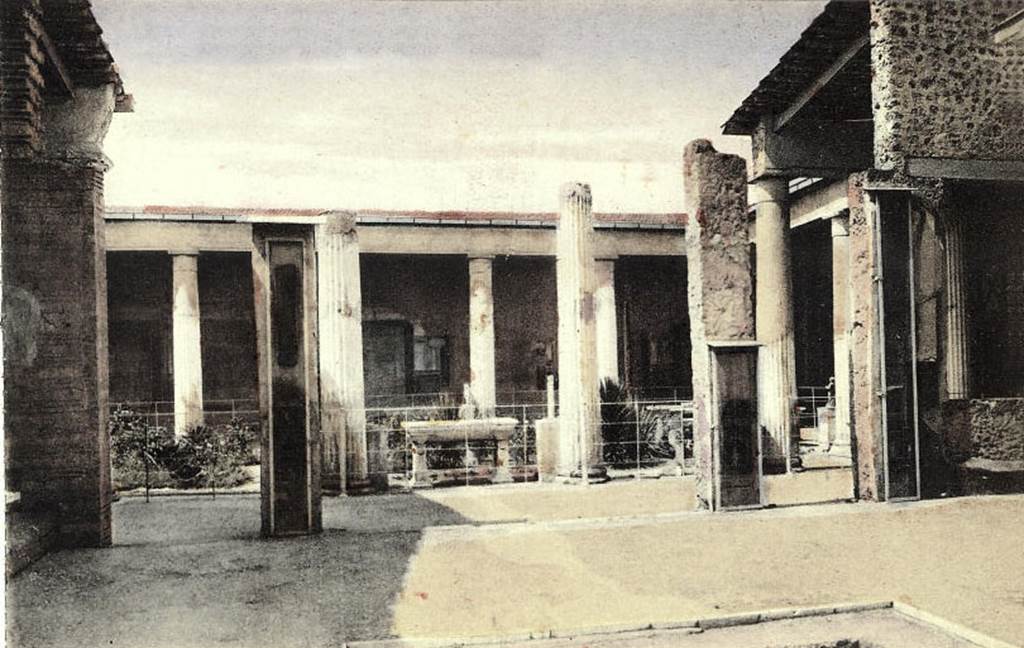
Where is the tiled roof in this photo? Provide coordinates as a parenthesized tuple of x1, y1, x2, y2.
(722, 0, 871, 136)
(106, 206, 688, 229)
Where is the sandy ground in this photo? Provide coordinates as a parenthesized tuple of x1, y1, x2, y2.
(6, 484, 1022, 648)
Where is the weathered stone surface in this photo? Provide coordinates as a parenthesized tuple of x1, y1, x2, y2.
(942, 399, 1024, 463)
(682, 139, 754, 510)
(171, 253, 204, 437)
(871, 0, 1024, 173)
(468, 256, 497, 416)
(846, 172, 885, 501)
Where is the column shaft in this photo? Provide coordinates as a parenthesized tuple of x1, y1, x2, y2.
(468, 257, 497, 416)
(944, 216, 971, 399)
(171, 253, 204, 437)
(754, 177, 796, 470)
(316, 214, 368, 492)
(594, 258, 619, 385)
(831, 215, 852, 451)
(556, 183, 606, 481)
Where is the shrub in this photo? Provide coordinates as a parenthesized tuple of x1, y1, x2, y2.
(109, 410, 258, 490)
(599, 379, 676, 468)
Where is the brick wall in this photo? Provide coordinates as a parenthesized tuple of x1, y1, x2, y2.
(2, 157, 112, 547)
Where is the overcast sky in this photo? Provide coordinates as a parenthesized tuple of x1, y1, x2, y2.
(93, 0, 825, 213)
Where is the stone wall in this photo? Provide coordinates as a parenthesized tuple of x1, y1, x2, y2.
(871, 0, 1024, 172)
(493, 256, 557, 395)
(942, 399, 1024, 464)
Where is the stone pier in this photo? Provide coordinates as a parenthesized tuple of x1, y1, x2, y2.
(831, 214, 852, 452)
(682, 140, 756, 510)
(468, 256, 497, 416)
(594, 257, 619, 385)
(943, 214, 971, 400)
(752, 176, 796, 471)
(316, 213, 368, 493)
(171, 252, 204, 437)
(555, 183, 607, 482)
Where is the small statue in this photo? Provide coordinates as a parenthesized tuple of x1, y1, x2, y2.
(458, 383, 478, 420)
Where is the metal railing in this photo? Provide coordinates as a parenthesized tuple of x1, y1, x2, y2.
(795, 384, 833, 433)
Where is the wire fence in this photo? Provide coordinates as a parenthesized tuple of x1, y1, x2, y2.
(110, 395, 694, 497)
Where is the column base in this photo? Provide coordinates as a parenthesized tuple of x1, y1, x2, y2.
(344, 478, 375, 496)
(321, 474, 344, 497)
(558, 465, 610, 484)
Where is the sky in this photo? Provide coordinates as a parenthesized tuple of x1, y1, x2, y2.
(92, 0, 826, 214)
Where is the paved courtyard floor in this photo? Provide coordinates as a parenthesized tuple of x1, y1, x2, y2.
(6, 483, 1022, 648)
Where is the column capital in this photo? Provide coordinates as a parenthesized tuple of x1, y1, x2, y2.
(594, 255, 618, 263)
(748, 176, 790, 205)
(321, 211, 357, 236)
(831, 213, 850, 238)
(168, 248, 200, 257)
(467, 255, 495, 262)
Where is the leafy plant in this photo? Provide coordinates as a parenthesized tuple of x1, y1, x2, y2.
(599, 379, 676, 468)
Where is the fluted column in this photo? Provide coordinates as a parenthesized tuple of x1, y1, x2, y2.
(753, 177, 796, 471)
(556, 183, 607, 482)
(831, 214, 852, 452)
(944, 215, 971, 400)
(316, 213, 368, 493)
(594, 257, 619, 385)
(468, 256, 497, 416)
(171, 251, 204, 437)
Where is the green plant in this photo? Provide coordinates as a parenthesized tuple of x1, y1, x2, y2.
(167, 419, 258, 489)
(599, 379, 675, 468)
(108, 408, 175, 490)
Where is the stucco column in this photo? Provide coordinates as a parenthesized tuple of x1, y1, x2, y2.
(316, 213, 368, 493)
(556, 182, 607, 482)
(171, 251, 204, 437)
(753, 176, 796, 471)
(468, 256, 497, 416)
(831, 214, 852, 452)
(943, 215, 971, 400)
(594, 257, 620, 386)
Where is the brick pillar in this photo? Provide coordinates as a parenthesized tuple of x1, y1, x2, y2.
(2, 82, 118, 546)
(556, 183, 607, 482)
(171, 252, 204, 437)
(752, 176, 796, 472)
(316, 213, 368, 494)
(468, 256, 497, 417)
(594, 257, 619, 386)
(682, 140, 755, 510)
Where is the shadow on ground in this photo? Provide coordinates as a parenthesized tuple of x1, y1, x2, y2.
(6, 493, 472, 648)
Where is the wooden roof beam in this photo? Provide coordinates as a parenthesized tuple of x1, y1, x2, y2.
(773, 33, 869, 133)
(993, 8, 1024, 44)
(36, 21, 75, 97)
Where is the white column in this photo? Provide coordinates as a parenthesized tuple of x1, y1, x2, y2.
(753, 177, 796, 471)
(831, 214, 852, 452)
(556, 182, 607, 482)
(316, 213, 368, 492)
(171, 251, 204, 437)
(594, 258, 619, 386)
(468, 256, 497, 417)
(944, 215, 971, 400)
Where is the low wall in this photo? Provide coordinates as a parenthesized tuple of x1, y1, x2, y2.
(942, 398, 1024, 495)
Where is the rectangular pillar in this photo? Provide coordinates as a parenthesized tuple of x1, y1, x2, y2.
(682, 140, 756, 510)
(753, 176, 797, 472)
(468, 256, 496, 416)
(316, 213, 368, 493)
(171, 251, 204, 437)
(594, 257, 619, 385)
(2, 158, 113, 546)
(831, 214, 852, 452)
(555, 183, 607, 482)
(847, 174, 885, 501)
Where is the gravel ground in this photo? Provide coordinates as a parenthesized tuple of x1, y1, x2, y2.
(6, 486, 1021, 648)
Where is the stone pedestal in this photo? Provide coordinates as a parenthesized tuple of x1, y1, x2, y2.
(594, 258, 619, 385)
(171, 252, 204, 438)
(753, 176, 796, 471)
(468, 256, 497, 417)
(555, 183, 608, 483)
(831, 215, 852, 453)
(315, 213, 368, 494)
(682, 140, 756, 510)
